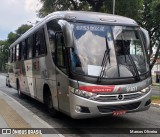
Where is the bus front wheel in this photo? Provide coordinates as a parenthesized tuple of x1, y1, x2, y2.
(44, 91, 58, 117)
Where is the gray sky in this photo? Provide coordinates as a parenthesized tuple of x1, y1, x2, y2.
(0, 0, 42, 40)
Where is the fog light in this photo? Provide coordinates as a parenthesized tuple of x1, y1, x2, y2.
(75, 106, 82, 113)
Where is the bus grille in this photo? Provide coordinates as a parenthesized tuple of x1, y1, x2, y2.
(97, 102, 141, 113)
(92, 92, 144, 102)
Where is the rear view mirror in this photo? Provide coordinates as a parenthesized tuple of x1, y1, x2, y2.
(58, 20, 74, 48)
(140, 27, 150, 50)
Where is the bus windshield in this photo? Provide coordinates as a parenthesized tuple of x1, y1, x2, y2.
(70, 23, 149, 79)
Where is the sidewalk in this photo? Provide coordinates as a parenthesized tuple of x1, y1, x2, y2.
(0, 91, 63, 137)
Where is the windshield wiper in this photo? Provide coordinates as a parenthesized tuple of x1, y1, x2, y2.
(121, 36, 140, 81)
(97, 36, 110, 83)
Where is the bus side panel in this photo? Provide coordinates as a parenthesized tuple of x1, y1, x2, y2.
(19, 75, 29, 94)
(35, 78, 44, 102)
(9, 63, 17, 88)
(35, 78, 59, 110)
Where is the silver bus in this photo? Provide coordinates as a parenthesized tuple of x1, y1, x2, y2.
(6, 11, 151, 119)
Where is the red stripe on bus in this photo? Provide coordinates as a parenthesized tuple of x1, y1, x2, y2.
(117, 87, 121, 92)
(79, 86, 115, 92)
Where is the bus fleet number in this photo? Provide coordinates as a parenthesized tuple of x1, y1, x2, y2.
(126, 86, 137, 92)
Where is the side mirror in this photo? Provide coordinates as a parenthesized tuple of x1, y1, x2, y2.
(58, 20, 74, 48)
(140, 27, 150, 50)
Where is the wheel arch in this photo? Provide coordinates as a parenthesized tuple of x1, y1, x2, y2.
(43, 83, 51, 104)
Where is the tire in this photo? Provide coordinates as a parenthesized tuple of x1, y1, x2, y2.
(6, 80, 8, 87)
(44, 91, 58, 117)
(8, 80, 11, 88)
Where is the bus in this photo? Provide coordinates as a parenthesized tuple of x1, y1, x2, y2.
(6, 11, 151, 119)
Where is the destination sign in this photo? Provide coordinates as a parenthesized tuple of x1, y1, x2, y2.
(76, 25, 105, 31)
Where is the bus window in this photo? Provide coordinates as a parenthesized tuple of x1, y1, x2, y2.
(10, 48, 13, 62)
(47, 29, 55, 54)
(16, 44, 19, 61)
(26, 35, 33, 59)
(21, 41, 27, 60)
(34, 29, 46, 57)
(13, 46, 16, 62)
(47, 20, 62, 61)
(55, 32, 66, 73)
(47, 20, 61, 48)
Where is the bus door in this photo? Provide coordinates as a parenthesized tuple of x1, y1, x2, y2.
(55, 32, 70, 114)
(25, 60, 35, 97)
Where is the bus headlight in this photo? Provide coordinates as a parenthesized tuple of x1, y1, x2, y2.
(71, 88, 97, 99)
(141, 86, 151, 93)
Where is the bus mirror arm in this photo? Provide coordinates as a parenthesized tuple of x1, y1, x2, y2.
(140, 27, 150, 50)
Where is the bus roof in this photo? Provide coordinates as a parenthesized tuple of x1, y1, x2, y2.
(49, 11, 137, 25)
(10, 11, 138, 48)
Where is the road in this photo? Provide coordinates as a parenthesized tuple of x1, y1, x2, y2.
(0, 74, 160, 137)
(152, 88, 160, 96)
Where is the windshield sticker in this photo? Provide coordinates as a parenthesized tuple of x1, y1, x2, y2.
(76, 25, 105, 32)
(88, 65, 102, 76)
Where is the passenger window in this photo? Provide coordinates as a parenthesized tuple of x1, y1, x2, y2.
(26, 35, 33, 59)
(10, 48, 13, 62)
(13, 47, 16, 62)
(34, 29, 46, 57)
(47, 20, 62, 61)
(21, 41, 27, 60)
(55, 32, 67, 73)
(16, 44, 19, 61)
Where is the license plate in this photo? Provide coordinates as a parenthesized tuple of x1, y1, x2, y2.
(113, 110, 127, 116)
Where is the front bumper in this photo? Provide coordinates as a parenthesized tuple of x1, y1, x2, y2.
(69, 89, 151, 119)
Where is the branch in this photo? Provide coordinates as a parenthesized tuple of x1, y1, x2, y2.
(80, 0, 104, 11)
(69, 0, 78, 10)
(152, 25, 160, 33)
(150, 43, 160, 69)
(94, 0, 103, 11)
(80, 0, 95, 8)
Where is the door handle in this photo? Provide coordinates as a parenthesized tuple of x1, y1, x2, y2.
(57, 82, 60, 86)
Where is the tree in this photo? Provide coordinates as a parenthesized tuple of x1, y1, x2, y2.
(7, 32, 17, 44)
(38, 0, 142, 20)
(38, 0, 89, 17)
(7, 24, 32, 45)
(16, 24, 32, 37)
(0, 40, 9, 72)
(0, 24, 32, 72)
(139, 0, 160, 69)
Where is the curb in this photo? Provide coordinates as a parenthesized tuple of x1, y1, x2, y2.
(151, 103, 160, 108)
(0, 91, 64, 137)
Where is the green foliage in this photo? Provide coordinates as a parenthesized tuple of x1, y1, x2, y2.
(115, 0, 143, 21)
(16, 24, 32, 37)
(38, 0, 142, 20)
(7, 24, 32, 45)
(0, 24, 32, 72)
(7, 32, 17, 44)
(152, 96, 160, 100)
(139, 0, 160, 69)
(0, 41, 9, 72)
(38, 0, 90, 17)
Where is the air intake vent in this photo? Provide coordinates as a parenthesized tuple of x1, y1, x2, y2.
(145, 99, 151, 106)
(98, 102, 141, 113)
